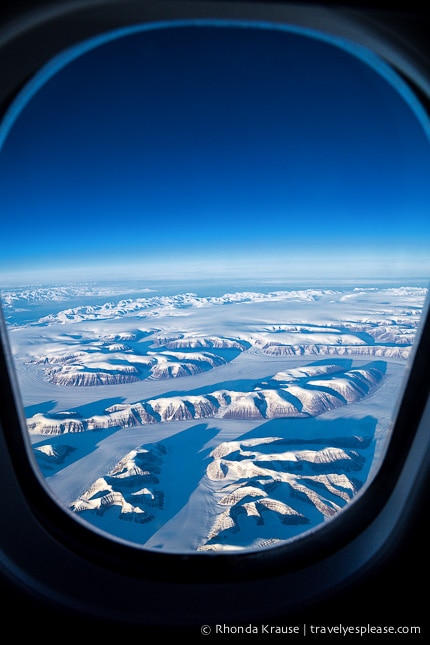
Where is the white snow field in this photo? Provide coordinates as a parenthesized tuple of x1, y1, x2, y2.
(3, 283, 427, 552)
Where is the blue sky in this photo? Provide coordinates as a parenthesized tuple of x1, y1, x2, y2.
(0, 21, 430, 284)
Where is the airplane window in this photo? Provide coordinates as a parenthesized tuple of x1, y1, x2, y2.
(0, 18, 429, 556)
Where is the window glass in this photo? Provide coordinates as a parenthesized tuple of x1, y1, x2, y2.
(1, 21, 429, 552)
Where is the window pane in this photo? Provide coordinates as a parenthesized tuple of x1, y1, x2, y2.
(1, 22, 429, 552)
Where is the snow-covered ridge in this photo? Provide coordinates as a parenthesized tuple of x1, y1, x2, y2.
(1, 284, 154, 307)
(34, 443, 75, 470)
(24, 289, 340, 324)
(4, 285, 426, 326)
(199, 434, 370, 551)
(70, 444, 166, 524)
(152, 336, 247, 350)
(261, 344, 411, 360)
(36, 349, 229, 386)
(28, 332, 247, 386)
(27, 362, 384, 434)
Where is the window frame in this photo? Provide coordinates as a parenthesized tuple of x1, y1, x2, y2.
(0, 0, 429, 627)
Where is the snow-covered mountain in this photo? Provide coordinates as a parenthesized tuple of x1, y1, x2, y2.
(70, 444, 166, 523)
(261, 343, 411, 359)
(27, 362, 384, 434)
(3, 285, 425, 326)
(38, 349, 228, 386)
(199, 435, 369, 551)
(26, 289, 341, 324)
(27, 334, 247, 386)
(67, 433, 371, 551)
